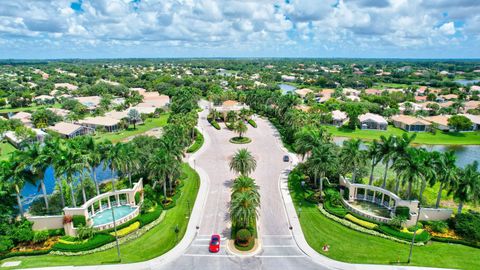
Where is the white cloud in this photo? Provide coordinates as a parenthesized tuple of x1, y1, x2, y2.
(439, 22, 456, 35)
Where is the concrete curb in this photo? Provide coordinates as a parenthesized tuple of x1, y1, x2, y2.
(226, 238, 262, 257)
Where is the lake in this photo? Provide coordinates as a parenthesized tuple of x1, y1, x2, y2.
(21, 163, 115, 207)
(333, 137, 480, 169)
(279, 83, 297, 94)
(454, 79, 480, 86)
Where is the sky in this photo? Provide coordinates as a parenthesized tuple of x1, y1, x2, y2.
(0, 0, 479, 59)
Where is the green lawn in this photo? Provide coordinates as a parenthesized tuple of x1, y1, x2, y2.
(289, 173, 480, 269)
(373, 82, 410, 89)
(325, 125, 480, 145)
(0, 103, 61, 114)
(94, 114, 169, 143)
(0, 140, 16, 161)
(1, 163, 200, 268)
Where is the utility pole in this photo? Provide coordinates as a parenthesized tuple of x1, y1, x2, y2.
(408, 204, 421, 264)
(110, 181, 121, 262)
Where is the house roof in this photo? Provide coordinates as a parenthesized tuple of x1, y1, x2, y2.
(11, 112, 31, 120)
(359, 113, 387, 124)
(423, 115, 450, 126)
(391, 115, 431, 125)
(460, 114, 480, 125)
(78, 116, 120, 127)
(34, 95, 54, 100)
(48, 122, 84, 136)
(54, 83, 78, 91)
(74, 96, 101, 108)
(414, 96, 427, 102)
(364, 88, 382, 95)
(222, 100, 239, 107)
(439, 94, 458, 100)
(320, 89, 335, 96)
(47, 108, 70, 117)
(331, 110, 347, 120)
(295, 88, 313, 97)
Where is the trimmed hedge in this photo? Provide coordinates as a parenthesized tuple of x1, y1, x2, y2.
(47, 228, 65, 236)
(432, 236, 480, 248)
(112, 222, 140, 237)
(0, 249, 51, 261)
(377, 225, 430, 243)
(247, 119, 257, 128)
(345, 214, 378, 230)
(210, 120, 220, 130)
(324, 200, 348, 218)
(138, 207, 162, 226)
(52, 233, 116, 252)
(395, 206, 410, 219)
(72, 215, 86, 227)
(187, 129, 204, 153)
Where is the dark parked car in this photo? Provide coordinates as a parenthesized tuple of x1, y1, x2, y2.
(283, 155, 290, 162)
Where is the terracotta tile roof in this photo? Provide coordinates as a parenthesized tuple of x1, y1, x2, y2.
(391, 115, 431, 125)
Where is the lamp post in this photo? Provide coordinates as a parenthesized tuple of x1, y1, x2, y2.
(407, 204, 422, 264)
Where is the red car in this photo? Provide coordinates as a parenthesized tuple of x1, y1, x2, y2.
(209, 234, 221, 253)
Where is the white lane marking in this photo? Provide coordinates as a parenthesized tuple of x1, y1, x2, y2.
(261, 235, 292, 238)
(262, 245, 297, 248)
(255, 255, 305, 258)
(183, 254, 234, 257)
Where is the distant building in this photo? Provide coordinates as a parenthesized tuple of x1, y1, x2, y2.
(423, 115, 451, 131)
(331, 110, 348, 126)
(294, 88, 313, 98)
(281, 75, 296, 82)
(391, 115, 431, 132)
(459, 114, 480, 131)
(359, 113, 388, 130)
(74, 96, 102, 110)
(10, 112, 33, 127)
(47, 122, 91, 139)
(77, 116, 120, 132)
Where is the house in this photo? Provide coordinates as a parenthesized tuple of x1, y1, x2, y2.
(33, 95, 55, 104)
(342, 88, 360, 96)
(359, 113, 388, 130)
(439, 94, 458, 101)
(295, 88, 313, 98)
(331, 110, 348, 126)
(414, 96, 427, 102)
(54, 83, 78, 91)
(47, 122, 91, 139)
(213, 100, 250, 121)
(345, 95, 360, 101)
(459, 114, 480, 130)
(105, 110, 129, 121)
(10, 112, 32, 127)
(423, 115, 451, 131)
(136, 94, 170, 109)
(465, 101, 480, 111)
(4, 128, 47, 148)
(74, 96, 102, 110)
(391, 115, 431, 132)
(364, 88, 382, 95)
(77, 116, 120, 132)
(294, 104, 310, 112)
(281, 75, 296, 82)
(47, 108, 71, 118)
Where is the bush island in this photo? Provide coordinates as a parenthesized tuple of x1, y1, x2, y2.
(187, 129, 204, 153)
(453, 211, 480, 242)
(247, 119, 257, 128)
(229, 137, 251, 144)
(323, 200, 348, 218)
(235, 229, 252, 247)
(378, 225, 430, 243)
(138, 207, 162, 226)
(52, 233, 116, 252)
(210, 120, 220, 130)
(428, 220, 449, 233)
(395, 206, 410, 219)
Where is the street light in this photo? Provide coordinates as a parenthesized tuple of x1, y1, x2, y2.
(407, 204, 422, 264)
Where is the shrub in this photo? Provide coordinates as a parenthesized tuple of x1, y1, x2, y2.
(141, 198, 154, 214)
(236, 229, 252, 246)
(395, 206, 410, 219)
(187, 129, 204, 153)
(0, 250, 51, 261)
(210, 120, 220, 130)
(0, 236, 14, 253)
(10, 220, 34, 244)
(112, 221, 140, 238)
(429, 220, 448, 233)
(323, 200, 348, 218)
(52, 233, 115, 252)
(247, 119, 257, 128)
(453, 211, 480, 242)
(135, 191, 142, 205)
(76, 225, 95, 240)
(138, 207, 162, 226)
(378, 225, 430, 242)
(389, 215, 407, 229)
(324, 188, 342, 207)
(345, 214, 378, 230)
(47, 228, 65, 236)
(72, 215, 86, 227)
(33, 230, 50, 244)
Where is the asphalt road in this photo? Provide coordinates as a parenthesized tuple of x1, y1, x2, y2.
(158, 106, 329, 270)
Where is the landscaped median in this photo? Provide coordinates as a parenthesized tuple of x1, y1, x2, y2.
(0, 163, 200, 268)
(186, 128, 204, 153)
(288, 170, 480, 269)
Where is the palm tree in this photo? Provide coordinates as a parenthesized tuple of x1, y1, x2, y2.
(230, 191, 259, 229)
(128, 109, 141, 129)
(449, 161, 480, 214)
(84, 137, 103, 195)
(147, 148, 170, 201)
(232, 176, 260, 203)
(294, 126, 331, 160)
(233, 120, 248, 138)
(118, 143, 139, 188)
(367, 140, 382, 185)
(3, 154, 34, 217)
(378, 135, 396, 188)
(435, 151, 458, 208)
(340, 138, 366, 183)
(21, 143, 50, 211)
(392, 148, 423, 199)
(106, 143, 123, 193)
(229, 148, 257, 176)
(392, 133, 416, 193)
(307, 143, 338, 195)
(226, 111, 237, 123)
(43, 137, 66, 208)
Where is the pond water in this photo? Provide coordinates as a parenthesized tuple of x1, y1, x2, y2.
(279, 83, 297, 94)
(21, 162, 115, 207)
(333, 137, 480, 169)
(454, 79, 480, 86)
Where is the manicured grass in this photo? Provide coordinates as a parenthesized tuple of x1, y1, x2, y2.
(1, 163, 200, 268)
(0, 103, 61, 114)
(373, 83, 410, 89)
(0, 140, 16, 160)
(229, 137, 251, 144)
(324, 125, 480, 145)
(186, 128, 204, 153)
(94, 114, 169, 143)
(289, 172, 480, 269)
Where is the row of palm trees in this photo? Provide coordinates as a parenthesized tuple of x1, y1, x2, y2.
(229, 149, 259, 229)
(294, 127, 480, 213)
(1, 108, 198, 217)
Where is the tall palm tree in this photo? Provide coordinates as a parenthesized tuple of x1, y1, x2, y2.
(59, 145, 83, 207)
(232, 176, 260, 203)
(294, 126, 331, 160)
(307, 143, 338, 195)
(3, 154, 34, 217)
(367, 139, 382, 185)
(21, 143, 50, 211)
(147, 148, 170, 201)
(43, 137, 66, 208)
(392, 148, 423, 199)
(118, 142, 139, 188)
(230, 191, 259, 229)
(449, 161, 479, 214)
(84, 137, 103, 195)
(340, 138, 366, 183)
(435, 151, 458, 208)
(233, 120, 248, 138)
(229, 148, 257, 176)
(378, 135, 396, 188)
(392, 133, 416, 193)
(106, 143, 123, 192)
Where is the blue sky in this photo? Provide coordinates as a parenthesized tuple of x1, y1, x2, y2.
(0, 0, 479, 59)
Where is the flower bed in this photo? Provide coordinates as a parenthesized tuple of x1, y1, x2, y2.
(112, 221, 140, 237)
(345, 214, 378, 230)
(52, 233, 116, 252)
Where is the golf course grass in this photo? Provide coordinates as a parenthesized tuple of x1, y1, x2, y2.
(1, 163, 200, 268)
(289, 172, 480, 269)
(324, 125, 480, 145)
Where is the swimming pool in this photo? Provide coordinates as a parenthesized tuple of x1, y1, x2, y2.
(91, 205, 138, 227)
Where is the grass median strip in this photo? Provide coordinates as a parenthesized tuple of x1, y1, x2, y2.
(1, 163, 200, 268)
